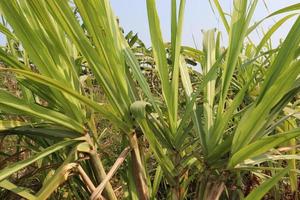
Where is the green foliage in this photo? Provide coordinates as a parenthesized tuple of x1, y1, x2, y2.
(0, 0, 299, 200)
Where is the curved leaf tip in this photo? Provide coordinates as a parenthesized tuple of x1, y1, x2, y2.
(130, 101, 152, 121)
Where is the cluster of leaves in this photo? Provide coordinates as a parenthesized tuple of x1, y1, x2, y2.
(0, 0, 300, 200)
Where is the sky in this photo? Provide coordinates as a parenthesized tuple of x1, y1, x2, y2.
(110, 0, 299, 48)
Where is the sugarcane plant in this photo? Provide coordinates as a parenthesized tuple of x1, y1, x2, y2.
(0, 0, 300, 199)
(181, 1, 300, 198)
(0, 0, 149, 199)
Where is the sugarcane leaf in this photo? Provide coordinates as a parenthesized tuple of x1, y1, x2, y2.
(232, 16, 300, 153)
(45, 0, 132, 120)
(268, 3, 300, 18)
(170, 0, 186, 134)
(0, 120, 29, 131)
(247, 3, 300, 34)
(146, 0, 174, 131)
(0, 139, 83, 181)
(256, 14, 296, 54)
(0, 179, 36, 200)
(36, 147, 79, 200)
(219, 0, 253, 109)
(229, 129, 300, 168)
(178, 51, 226, 152)
(210, 0, 230, 33)
(241, 154, 300, 166)
(0, 23, 16, 40)
(207, 79, 251, 152)
(0, 89, 84, 132)
(244, 168, 289, 200)
(1, 125, 82, 139)
(202, 29, 217, 140)
(0, 67, 127, 130)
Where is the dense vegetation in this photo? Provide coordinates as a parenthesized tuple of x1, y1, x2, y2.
(0, 0, 300, 199)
